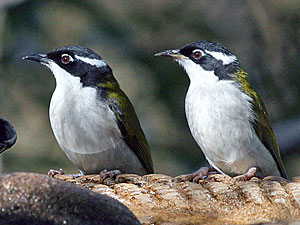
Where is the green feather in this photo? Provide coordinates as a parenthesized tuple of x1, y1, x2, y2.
(233, 69, 287, 178)
(98, 74, 154, 174)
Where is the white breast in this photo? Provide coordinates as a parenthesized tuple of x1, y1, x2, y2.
(181, 59, 279, 176)
(46, 62, 145, 174)
(48, 62, 121, 155)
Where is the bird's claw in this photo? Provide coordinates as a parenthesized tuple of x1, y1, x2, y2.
(48, 168, 64, 177)
(176, 167, 218, 183)
(232, 167, 257, 182)
(99, 169, 122, 183)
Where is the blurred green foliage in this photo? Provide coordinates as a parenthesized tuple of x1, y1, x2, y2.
(0, 0, 299, 177)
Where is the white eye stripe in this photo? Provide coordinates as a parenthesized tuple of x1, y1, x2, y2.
(75, 55, 107, 67)
(205, 50, 237, 65)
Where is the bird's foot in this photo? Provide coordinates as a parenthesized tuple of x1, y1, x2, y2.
(232, 167, 257, 182)
(176, 167, 218, 183)
(99, 169, 122, 184)
(48, 168, 64, 177)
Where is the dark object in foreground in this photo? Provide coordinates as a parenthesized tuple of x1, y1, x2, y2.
(0, 118, 17, 153)
(0, 173, 141, 225)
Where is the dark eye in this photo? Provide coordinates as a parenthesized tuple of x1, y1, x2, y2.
(61, 54, 72, 64)
(193, 50, 202, 59)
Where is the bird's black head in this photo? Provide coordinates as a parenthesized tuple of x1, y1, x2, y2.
(23, 46, 113, 87)
(155, 40, 240, 80)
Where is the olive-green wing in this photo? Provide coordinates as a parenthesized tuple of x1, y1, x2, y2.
(234, 69, 287, 178)
(106, 89, 154, 174)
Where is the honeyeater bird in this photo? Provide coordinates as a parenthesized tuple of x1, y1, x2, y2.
(155, 40, 287, 181)
(23, 46, 153, 177)
(0, 118, 17, 154)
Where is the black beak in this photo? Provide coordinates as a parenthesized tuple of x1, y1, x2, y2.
(22, 53, 49, 64)
(0, 118, 17, 154)
(154, 49, 185, 59)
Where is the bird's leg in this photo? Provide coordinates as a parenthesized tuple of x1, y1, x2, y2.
(176, 167, 218, 183)
(99, 169, 122, 183)
(233, 167, 258, 182)
(48, 168, 64, 177)
(67, 170, 85, 178)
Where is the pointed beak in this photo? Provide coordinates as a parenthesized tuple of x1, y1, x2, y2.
(22, 53, 49, 64)
(154, 49, 186, 59)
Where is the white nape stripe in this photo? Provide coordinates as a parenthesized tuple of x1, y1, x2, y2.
(75, 55, 107, 67)
(205, 50, 237, 65)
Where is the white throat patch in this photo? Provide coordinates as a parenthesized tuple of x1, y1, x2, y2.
(75, 55, 107, 68)
(205, 50, 237, 65)
(177, 58, 218, 83)
(46, 61, 82, 90)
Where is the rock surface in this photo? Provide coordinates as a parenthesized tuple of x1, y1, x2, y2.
(0, 173, 141, 225)
(55, 173, 300, 225)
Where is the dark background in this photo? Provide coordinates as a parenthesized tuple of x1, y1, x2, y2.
(0, 0, 299, 177)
